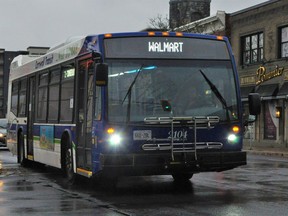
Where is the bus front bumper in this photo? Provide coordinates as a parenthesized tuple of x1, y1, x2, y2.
(99, 151, 246, 177)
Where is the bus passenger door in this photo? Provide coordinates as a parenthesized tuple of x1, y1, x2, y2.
(27, 76, 35, 159)
(76, 59, 94, 171)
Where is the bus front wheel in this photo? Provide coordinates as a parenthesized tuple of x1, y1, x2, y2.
(61, 136, 76, 183)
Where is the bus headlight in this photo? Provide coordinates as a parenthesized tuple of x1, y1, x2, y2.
(227, 134, 238, 144)
(106, 127, 123, 147)
(109, 134, 122, 146)
(227, 125, 240, 144)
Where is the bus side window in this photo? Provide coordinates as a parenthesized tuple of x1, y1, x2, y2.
(37, 72, 49, 121)
(60, 67, 75, 122)
(48, 68, 60, 122)
(18, 79, 27, 117)
(95, 86, 101, 120)
(11, 81, 19, 116)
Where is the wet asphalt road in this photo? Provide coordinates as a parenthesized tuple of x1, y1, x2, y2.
(1, 149, 288, 216)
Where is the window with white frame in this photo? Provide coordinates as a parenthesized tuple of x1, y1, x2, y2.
(280, 26, 288, 58)
(242, 32, 263, 65)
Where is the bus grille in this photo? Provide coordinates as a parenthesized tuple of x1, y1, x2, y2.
(142, 142, 223, 152)
(143, 116, 221, 161)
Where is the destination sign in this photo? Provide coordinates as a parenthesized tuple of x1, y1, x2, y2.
(104, 37, 230, 60)
(148, 41, 184, 53)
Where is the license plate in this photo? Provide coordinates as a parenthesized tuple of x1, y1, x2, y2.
(133, 130, 152, 140)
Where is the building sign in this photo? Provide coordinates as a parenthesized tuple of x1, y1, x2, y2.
(240, 75, 256, 85)
(256, 65, 284, 85)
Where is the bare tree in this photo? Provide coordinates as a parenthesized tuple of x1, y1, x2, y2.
(148, 14, 170, 31)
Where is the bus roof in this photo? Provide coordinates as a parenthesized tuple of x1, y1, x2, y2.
(10, 36, 89, 81)
(10, 32, 228, 81)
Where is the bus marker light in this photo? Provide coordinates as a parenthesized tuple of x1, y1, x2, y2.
(148, 32, 155, 36)
(176, 32, 183, 37)
(107, 128, 115, 134)
(162, 32, 169, 36)
(232, 126, 240, 133)
(77, 168, 93, 178)
(217, 36, 224, 40)
(104, 33, 112, 38)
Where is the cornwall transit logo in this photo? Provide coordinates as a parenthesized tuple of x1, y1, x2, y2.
(148, 41, 184, 53)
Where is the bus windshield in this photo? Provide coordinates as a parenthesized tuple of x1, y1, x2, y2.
(107, 59, 238, 123)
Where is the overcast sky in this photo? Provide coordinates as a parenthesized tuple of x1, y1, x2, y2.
(0, 0, 268, 51)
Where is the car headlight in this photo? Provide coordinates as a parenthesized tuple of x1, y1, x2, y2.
(0, 133, 4, 138)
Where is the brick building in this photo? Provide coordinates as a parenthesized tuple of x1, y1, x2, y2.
(230, 0, 288, 148)
(173, 0, 288, 148)
(0, 49, 28, 118)
(174, 10, 229, 36)
(0, 47, 48, 118)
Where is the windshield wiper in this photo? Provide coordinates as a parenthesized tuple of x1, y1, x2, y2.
(199, 69, 230, 121)
(122, 65, 144, 123)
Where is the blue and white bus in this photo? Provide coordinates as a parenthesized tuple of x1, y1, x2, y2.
(7, 32, 260, 181)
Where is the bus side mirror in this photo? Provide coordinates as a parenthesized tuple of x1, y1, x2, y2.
(95, 63, 108, 86)
(248, 93, 261, 115)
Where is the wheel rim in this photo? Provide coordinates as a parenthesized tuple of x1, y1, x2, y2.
(65, 148, 74, 180)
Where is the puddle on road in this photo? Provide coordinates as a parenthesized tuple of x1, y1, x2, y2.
(0, 167, 25, 178)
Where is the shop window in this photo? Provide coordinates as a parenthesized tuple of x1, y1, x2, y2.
(280, 26, 288, 58)
(264, 102, 277, 140)
(241, 32, 263, 65)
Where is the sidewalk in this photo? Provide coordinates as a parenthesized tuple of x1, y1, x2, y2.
(243, 146, 288, 158)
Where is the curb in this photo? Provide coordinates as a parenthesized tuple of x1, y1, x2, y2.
(245, 149, 288, 158)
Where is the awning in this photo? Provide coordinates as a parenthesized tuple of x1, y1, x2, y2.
(277, 82, 288, 98)
(240, 86, 255, 98)
(256, 84, 279, 97)
(241, 83, 288, 101)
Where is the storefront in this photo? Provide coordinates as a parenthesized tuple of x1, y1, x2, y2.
(229, 0, 288, 148)
(241, 62, 288, 148)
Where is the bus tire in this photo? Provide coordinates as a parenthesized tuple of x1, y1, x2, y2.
(172, 173, 193, 182)
(61, 134, 76, 184)
(17, 131, 29, 167)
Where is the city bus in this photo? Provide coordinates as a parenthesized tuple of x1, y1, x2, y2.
(7, 32, 260, 182)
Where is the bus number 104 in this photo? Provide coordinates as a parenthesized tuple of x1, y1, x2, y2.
(168, 130, 188, 139)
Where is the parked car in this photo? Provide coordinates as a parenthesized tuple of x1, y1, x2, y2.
(0, 119, 7, 147)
